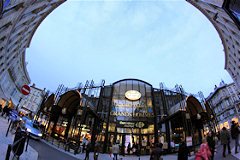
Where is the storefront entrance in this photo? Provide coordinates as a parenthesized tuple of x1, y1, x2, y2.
(108, 132, 154, 155)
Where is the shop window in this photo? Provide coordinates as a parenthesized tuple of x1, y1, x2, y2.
(223, 90, 226, 97)
(230, 109, 235, 115)
(226, 99, 231, 106)
(233, 96, 237, 102)
(220, 103, 225, 110)
(214, 108, 218, 114)
(218, 106, 221, 112)
(220, 115, 223, 121)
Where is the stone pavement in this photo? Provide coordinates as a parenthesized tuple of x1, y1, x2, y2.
(41, 139, 196, 160)
(0, 116, 38, 160)
(41, 137, 240, 160)
(232, 147, 240, 160)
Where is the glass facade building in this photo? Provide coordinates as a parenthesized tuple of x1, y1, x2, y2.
(39, 79, 211, 155)
(106, 79, 155, 154)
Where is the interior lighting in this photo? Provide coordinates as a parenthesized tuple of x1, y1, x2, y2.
(77, 109, 82, 116)
(125, 90, 141, 101)
(62, 108, 67, 114)
(197, 113, 201, 119)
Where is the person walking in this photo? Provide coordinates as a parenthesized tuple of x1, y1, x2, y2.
(84, 140, 92, 160)
(231, 121, 240, 154)
(195, 147, 204, 160)
(200, 138, 211, 160)
(178, 138, 189, 160)
(220, 127, 231, 157)
(112, 142, 120, 160)
(82, 136, 87, 153)
(0, 104, 2, 113)
(94, 140, 100, 160)
(207, 132, 216, 160)
(2, 105, 8, 117)
(150, 143, 163, 160)
(127, 142, 131, 155)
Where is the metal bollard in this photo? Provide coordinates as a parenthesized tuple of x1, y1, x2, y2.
(12, 129, 27, 157)
(5, 144, 11, 160)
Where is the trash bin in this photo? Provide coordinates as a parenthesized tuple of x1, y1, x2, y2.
(12, 128, 27, 157)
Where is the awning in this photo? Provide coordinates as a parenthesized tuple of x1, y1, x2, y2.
(19, 108, 30, 114)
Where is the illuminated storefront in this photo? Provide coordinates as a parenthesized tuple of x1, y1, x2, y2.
(38, 79, 211, 155)
(105, 79, 155, 154)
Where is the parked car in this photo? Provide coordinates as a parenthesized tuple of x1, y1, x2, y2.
(21, 117, 42, 140)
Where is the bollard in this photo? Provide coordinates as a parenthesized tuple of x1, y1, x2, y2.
(5, 121, 12, 137)
(25, 132, 30, 152)
(5, 144, 11, 160)
(12, 129, 27, 157)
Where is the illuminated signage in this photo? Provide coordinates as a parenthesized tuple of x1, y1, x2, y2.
(125, 90, 141, 101)
(110, 111, 154, 117)
(117, 121, 147, 128)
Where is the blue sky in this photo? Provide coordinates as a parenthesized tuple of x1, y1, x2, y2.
(26, 0, 233, 97)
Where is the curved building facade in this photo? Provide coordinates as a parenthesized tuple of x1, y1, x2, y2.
(0, 0, 239, 109)
(0, 0, 65, 107)
(187, 0, 240, 89)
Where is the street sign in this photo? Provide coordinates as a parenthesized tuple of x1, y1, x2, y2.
(9, 110, 18, 121)
(9, 115, 17, 121)
(186, 136, 192, 146)
(21, 85, 30, 95)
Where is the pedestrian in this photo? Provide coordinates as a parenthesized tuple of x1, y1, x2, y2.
(127, 142, 131, 155)
(178, 138, 189, 160)
(150, 143, 163, 160)
(200, 138, 211, 160)
(132, 142, 137, 155)
(82, 136, 87, 153)
(94, 140, 100, 160)
(0, 104, 2, 113)
(231, 121, 240, 154)
(2, 105, 8, 117)
(220, 127, 231, 157)
(112, 141, 120, 160)
(84, 139, 91, 160)
(195, 147, 204, 160)
(207, 132, 215, 160)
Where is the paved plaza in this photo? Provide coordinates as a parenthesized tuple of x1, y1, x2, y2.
(1, 115, 240, 160)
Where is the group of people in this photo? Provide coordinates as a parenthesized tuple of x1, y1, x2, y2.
(81, 138, 101, 160)
(220, 120, 240, 157)
(0, 104, 11, 118)
(177, 120, 240, 160)
(126, 142, 142, 155)
(83, 122, 239, 160)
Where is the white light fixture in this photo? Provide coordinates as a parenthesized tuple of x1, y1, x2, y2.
(125, 90, 141, 101)
(62, 108, 67, 114)
(197, 113, 201, 119)
(77, 109, 82, 116)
